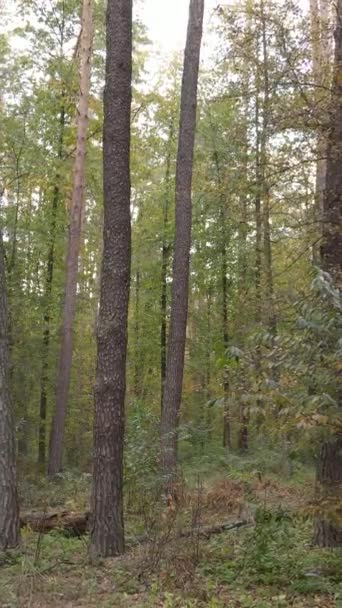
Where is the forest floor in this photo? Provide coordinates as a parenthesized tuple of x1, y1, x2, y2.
(1, 454, 342, 608)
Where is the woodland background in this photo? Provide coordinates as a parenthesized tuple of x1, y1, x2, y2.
(0, 0, 341, 606)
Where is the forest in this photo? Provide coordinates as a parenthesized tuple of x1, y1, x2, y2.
(0, 0, 341, 606)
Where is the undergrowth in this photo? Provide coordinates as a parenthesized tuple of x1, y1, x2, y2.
(1, 451, 340, 608)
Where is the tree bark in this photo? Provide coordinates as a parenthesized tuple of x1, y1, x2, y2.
(314, 0, 342, 547)
(90, 0, 132, 558)
(48, 0, 93, 476)
(160, 0, 204, 490)
(0, 231, 20, 551)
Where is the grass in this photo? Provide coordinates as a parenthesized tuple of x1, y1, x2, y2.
(1, 452, 341, 608)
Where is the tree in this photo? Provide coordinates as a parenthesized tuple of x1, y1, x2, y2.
(309, 0, 332, 259)
(313, 0, 342, 547)
(161, 0, 204, 489)
(0, 229, 20, 551)
(90, 0, 132, 557)
(48, 0, 94, 476)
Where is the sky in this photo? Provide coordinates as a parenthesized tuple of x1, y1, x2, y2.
(138, 0, 309, 68)
(4, 0, 310, 68)
(139, 0, 217, 55)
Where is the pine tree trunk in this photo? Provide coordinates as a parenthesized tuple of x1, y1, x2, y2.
(309, 0, 332, 260)
(38, 105, 65, 467)
(313, 438, 342, 546)
(260, 0, 276, 339)
(160, 119, 174, 412)
(0, 231, 20, 551)
(211, 137, 231, 451)
(222, 237, 231, 451)
(134, 269, 140, 398)
(90, 0, 132, 558)
(237, 74, 249, 451)
(161, 0, 204, 490)
(48, 0, 93, 476)
(314, 0, 342, 547)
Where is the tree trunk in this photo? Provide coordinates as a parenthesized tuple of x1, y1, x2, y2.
(222, 235, 231, 450)
(210, 126, 231, 451)
(38, 105, 65, 467)
(134, 269, 141, 398)
(314, 0, 342, 547)
(0, 231, 20, 551)
(237, 72, 249, 452)
(260, 0, 276, 339)
(161, 0, 204, 490)
(313, 438, 342, 546)
(160, 119, 174, 412)
(48, 0, 93, 477)
(254, 32, 263, 429)
(90, 0, 132, 558)
(309, 0, 332, 260)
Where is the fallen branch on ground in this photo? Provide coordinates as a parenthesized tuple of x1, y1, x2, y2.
(178, 519, 249, 539)
(20, 510, 249, 540)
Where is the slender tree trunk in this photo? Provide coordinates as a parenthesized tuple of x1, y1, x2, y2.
(160, 119, 174, 412)
(90, 0, 132, 558)
(205, 287, 212, 441)
(0, 231, 20, 551)
(211, 136, 231, 451)
(238, 89, 249, 452)
(254, 88, 262, 328)
(309, 0, 332, 260)
(48, 0, 93, 476)
(260, 0, 276, 339)
(161, 0, 204, 489)
(314, 0, 342, 547)
(221, 224, 231, 450)
(38, 106, 66, 467)
(134, 269, 140, 398)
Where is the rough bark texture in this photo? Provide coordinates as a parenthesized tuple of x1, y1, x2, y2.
(48, 0, 93, 477)
(0, 232, 20, 551)
(314, 438, 342, 546)
(160, 0, 204, 489)
(314, 0, 342, 547)
(90, 0, 132, 557)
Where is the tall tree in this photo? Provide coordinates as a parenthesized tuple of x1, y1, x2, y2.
(48, 0, 94, 476)
(160, 117, 175, 411)
(309, 0, 332, 255)
(0, 229, 20, 551)
(314, 0, 342, 547)
(90, 0, 132, 557)
(161, 0, 204, 489)
(38, 101, 65, 467)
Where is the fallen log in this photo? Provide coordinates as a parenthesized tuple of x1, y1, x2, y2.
(20, 511, 90, 537)
(20, 510, 248, 540)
